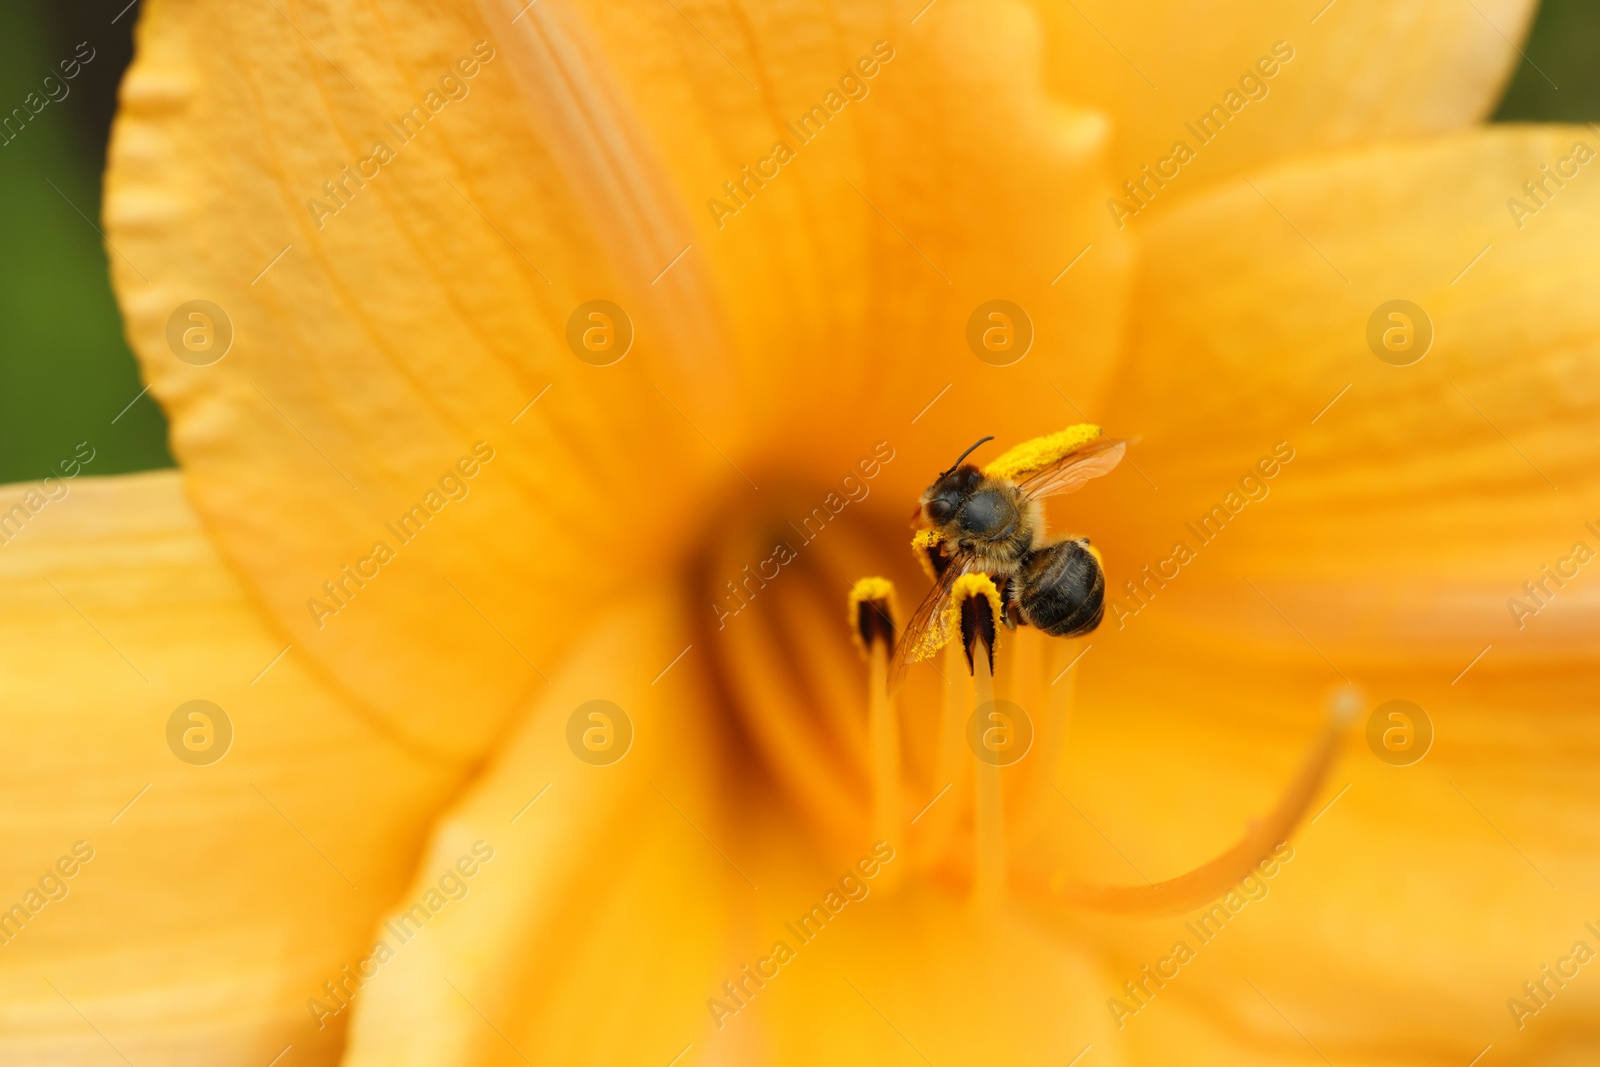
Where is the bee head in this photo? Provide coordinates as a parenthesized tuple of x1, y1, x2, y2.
(920, 436, 994, 525)
(921, 465, 984, 524)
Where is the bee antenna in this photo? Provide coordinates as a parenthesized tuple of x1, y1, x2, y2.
(939, 435, 995, 478)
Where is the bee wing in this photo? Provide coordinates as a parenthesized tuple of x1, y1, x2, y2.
(1016, 436, 1130, 501)
(890, 552, 975, 687)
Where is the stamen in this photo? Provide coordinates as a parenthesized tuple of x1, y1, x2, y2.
(848, 578, 900, 857)
(953, 574, 1006, 910)
(972, 658, 1004, 910)
(1002, 624, 1048, 840)
(1031, 635, 1081, 827)
(921, 630, 971, 873)
(982, 423, 1101, 481)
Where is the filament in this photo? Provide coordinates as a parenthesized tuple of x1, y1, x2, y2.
(867, 638, 900, 849)
(971, 649, 1004, 910)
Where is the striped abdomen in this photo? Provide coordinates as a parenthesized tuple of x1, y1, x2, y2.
(1012, 538, 1104, 637)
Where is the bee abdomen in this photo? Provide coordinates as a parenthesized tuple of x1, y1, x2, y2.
(1014, 539, 1104, 637)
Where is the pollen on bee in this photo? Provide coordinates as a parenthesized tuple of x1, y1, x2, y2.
(847, 576, 898, 658)
(983, 423, 1102, 481)
(910, 528, 949, 582)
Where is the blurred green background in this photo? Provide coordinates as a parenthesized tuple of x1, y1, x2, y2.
(0, 0, 169, 482)
(0, 0, 1596, 484)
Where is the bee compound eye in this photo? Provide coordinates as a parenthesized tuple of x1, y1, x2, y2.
(928, 498, 953, 521)
(957, 492, 1000, 534)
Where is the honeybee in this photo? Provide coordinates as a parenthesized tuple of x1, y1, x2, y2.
(895, 430, 1128, 673)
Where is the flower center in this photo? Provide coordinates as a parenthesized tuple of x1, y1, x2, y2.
(685, 486, 1350, 918)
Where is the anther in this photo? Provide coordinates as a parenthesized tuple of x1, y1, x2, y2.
(950, 573, 1003, 675)
(981, 422, 1102, 481)
(848, 576, 897, 658)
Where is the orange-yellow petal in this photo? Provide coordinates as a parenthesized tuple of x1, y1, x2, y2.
(0, 471, 457, 1064)
(1027, 0, 1537, 197)
(1056, 652, 1600, 1063)
(343, 591, 730, 1065)
(1094, 125, 1600, 670)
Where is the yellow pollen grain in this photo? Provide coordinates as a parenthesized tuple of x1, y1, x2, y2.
(911, 528, 946, 582)
(950, 572, 1002, 613)
(983, 423, 1101, 481)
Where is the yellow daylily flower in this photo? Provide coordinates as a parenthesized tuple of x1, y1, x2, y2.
(4, 0, 1598, 1064)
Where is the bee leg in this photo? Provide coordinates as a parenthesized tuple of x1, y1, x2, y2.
(998, 574, 1023, 629)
